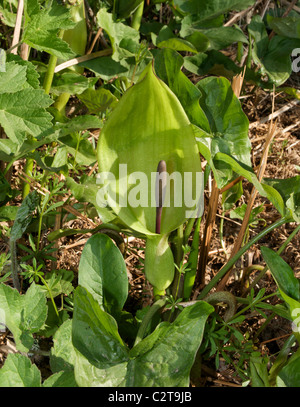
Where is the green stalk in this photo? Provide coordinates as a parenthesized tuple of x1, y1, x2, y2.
(219, 214, 229, 260)
(43, 54, 58, 95)
(133, 297, 167, 346)
(183, 216, 201, 300)
(39, 274, 60, 318)
(43, 31, 64, 94)
(22, 155, 33, 199)
(198, 216, 288, 300)
(171, 224, 184, 299)
(183, 217, 196, 245)
(227, 292, 276, 322)
(53, 92, 71, 115)
(131, 1, 144, 30)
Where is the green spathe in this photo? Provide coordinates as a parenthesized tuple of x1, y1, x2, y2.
(97, 62, 202, 292)
(97, 62, 202, 236)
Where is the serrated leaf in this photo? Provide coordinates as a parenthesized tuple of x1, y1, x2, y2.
(0, 88, 53, 145)
(0, 282, 47, 352)
(0, 62, 27, 93)
(23, 1, 76, 59)
(0, 49, 6, 72)
(7, 54, 41, 89)
(0, 354, 41, 387)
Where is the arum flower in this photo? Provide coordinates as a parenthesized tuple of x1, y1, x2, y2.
(97, 62, 202, 294)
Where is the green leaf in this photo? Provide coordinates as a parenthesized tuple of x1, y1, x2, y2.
(184, 50, 241, 79)
(74, 350, 128, 387)
(0, 354, 41, 387)
(37, 300, 69, 338)
(6, 54, 41, 89)
(72, 286, 129, 370)
(0, 205, 19, 221)
(78, 234, 128, 316)
(72, 287, 213, 387)
(248, 15, 300, 86)
(261, 247, 300, 344)
(51, 72, 98, 96)
(201, 26, 248, 50)
(59, 133, 96, 166)
(174, 0, 255, 18)
(0, 49, 5, 72)
(0, 61, 27, 93)
(196, 76, 251, 167)
(0, 282, 47, 352)
(267, 16, 300, 39)
(277, 350, 300, 387)
(97, 9, 140, 61)
(79, 56, 129, 81)
(10, 190, 40, 242)
(42, 370, 77, 387)
(114, 0, 144, 19)
(0, 88, 53, 145)
(65, 176, 116, 223)
(250, 353, 270, 387)
(127, 301, 214, 386)
(262, 176, 300, 222)
(260, 247, 300, 302)
(154, 48, 210, 132)
(78, 87, 118, 114)
(0, 114, 101, 162)
(22, 1, 75, 59)
(43, 269, 74, 298)
(211, 152, 286, 214)
(184, 31, 210, 52)
(157, 38, 197, 53)
(50, 319, 76, 373)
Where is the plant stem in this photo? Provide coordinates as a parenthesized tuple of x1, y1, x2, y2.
(39, 274, 60, 318)
(43, 31, 64, 95)
(43, 54, 58, 95)
(171, 224, 184, 299)
(227, 292, 276, 322)
(197, 216, 288, 300)
(22, 156, 33, 199)
(183, 216, 201, 300)
(133, 297, 167, 346)
(219, 213, 229, 260)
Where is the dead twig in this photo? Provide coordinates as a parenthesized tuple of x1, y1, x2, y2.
(11, 0, 24, 55)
